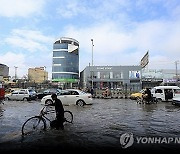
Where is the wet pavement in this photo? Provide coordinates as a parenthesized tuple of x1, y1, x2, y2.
(1, 99, 180, 153)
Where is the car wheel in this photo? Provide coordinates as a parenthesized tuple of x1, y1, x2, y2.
(45, 99, 53, 105)
(76, 100, 85, 106)
(5, 97, 9, 101)
(157, 98, 162, 102)
(23, 98, 28, 101)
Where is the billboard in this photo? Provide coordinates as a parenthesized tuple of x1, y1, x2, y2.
(129, 71, 141, 79)
(141, 51, 149, 68)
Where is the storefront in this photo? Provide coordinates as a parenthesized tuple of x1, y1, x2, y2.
(80, 65, 142, 92)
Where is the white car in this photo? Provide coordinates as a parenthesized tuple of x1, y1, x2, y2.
(172, 97, 180, 106)
(5, 89, 37, 101)
(41, 89, 93, 106)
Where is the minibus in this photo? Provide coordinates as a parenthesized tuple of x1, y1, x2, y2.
(151, 86, 180, 101)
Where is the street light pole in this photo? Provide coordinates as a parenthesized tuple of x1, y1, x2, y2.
(14, 66, 18, 80)
(91, 39, 94, 89)
(44, 66, 46, 82)
(175, 60, 179, 85)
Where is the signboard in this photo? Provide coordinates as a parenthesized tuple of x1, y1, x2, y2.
(163, 79, 177, 83)
(97, 67, 112, 70)
(141, 51, 149, 68)
(52, 78, 79, 82)
(129, 71, 141, 79)
(141, 69, 163, 79)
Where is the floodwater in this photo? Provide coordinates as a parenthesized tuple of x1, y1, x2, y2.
(0, 99, 180, 152)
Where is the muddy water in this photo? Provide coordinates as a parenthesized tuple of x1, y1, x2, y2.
(0, 99, 180, 152)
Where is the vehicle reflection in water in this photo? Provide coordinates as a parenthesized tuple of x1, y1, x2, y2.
(0, 105, 5, 117)
(0, 99, 180, 152)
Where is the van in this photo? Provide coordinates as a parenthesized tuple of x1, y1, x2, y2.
(151, 86, 180, 101)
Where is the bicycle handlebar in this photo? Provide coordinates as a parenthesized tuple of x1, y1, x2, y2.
(40, 105, 55, 116)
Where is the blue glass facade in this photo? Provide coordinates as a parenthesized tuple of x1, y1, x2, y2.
(52, 37, 79, 83)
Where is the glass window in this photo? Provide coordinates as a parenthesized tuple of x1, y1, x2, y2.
(97, 72, 100, 79)
(12, 92, 18, 94)
(155, 89, 162, 93)
(53, 51, 79, 74)
(53, 66, 63, 72)
(44, 90, 50, 94)
(70, 91, 79, 95)
(58, 90, 70, 95)
(110, 72, 113, 79)
(114, 72, 122, 79)
(53, 58, 61, 64)
(19, 91, 25, 94)
(174, 89, 180, 94)
(100, 72, 110, 79)
(53, 43, 68, 49)
(53, 58, 67, 65)
(52, 73, 79, 79)
(29, 90, 36, 94)
(49, 89, 57, 93)
(53, 51, 67, 57)
(151, 88, 155, 93)
(61, 40, 72, 44)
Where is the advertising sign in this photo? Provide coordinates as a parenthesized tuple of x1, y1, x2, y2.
(129, 71, 141, 79)
(141, 51, 149, 68)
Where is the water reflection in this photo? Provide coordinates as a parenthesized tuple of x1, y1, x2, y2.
(0, 105, 5, 117)
(1, 99, 180, 152)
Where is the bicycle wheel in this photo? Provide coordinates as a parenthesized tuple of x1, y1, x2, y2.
(136, 97, 142, 104)
(22, 116, 46, 135)
(64, 110, 73, 123)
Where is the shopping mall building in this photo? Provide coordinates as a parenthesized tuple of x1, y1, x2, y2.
(80, 66, 180, 92)
(80, 65, 142, 91)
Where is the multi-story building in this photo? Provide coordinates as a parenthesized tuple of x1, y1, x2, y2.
(28, 67, 48, 83)
(142, 69, 180, 87)
(80, 65, 142, 91)
(80, 66, 180, 93)
(0, 63, 9, 82)
(52, 37, 79, 89)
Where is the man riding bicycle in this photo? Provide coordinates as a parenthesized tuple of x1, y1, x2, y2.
(142, 88, 152, 104)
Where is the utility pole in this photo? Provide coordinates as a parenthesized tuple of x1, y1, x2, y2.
(91, 39, 94, 89)
(175, 60, 179, 85)
(44, 66, 46, 82)
(14, 66, 18, 80)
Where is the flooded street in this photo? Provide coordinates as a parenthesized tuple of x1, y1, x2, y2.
(1, 98, 180, 152)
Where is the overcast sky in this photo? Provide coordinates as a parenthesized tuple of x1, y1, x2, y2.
(0, 0, 180, 79)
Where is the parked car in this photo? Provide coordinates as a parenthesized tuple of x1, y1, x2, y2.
(172, 97, 180, 106)
(41, 89, 93, 106)
(37, 88, 62, 99)
(130, 89, 145, 100)
(5, 89, 37, 101)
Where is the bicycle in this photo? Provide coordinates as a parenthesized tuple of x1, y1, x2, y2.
(136, 95, 158, 104)
(0, 100, 4, 104)
(21, 105, 73, 136)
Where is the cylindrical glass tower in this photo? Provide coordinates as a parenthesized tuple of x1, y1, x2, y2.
(52, 37, 79, 88)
